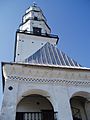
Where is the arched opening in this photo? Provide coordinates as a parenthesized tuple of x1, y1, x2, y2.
(16, 94, 57, 120)
(70, 92, 90, 120)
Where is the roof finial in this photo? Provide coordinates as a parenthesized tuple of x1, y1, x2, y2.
(33, 1, 37, 6)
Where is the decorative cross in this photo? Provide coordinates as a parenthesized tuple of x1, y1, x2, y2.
(33, 2, 37, 6)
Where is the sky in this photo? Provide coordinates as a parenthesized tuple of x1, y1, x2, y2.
(0, 0, 90, 109)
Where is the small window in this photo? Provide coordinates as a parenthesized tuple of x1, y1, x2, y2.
(33, 27, 41, 35)
(8, 86, 13, 90)
(34, 17, 38, 20)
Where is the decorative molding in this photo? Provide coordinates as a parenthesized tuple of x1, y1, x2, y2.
(7, 75, 90, 87)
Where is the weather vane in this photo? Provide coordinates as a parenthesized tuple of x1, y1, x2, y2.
(33, 1, 37, 6)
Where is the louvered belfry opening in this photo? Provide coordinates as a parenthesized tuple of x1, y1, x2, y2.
(33, 27, 41, 35)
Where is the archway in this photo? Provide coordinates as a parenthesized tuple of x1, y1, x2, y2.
(16, 94, 57, 120)
(70, 91, 90, 120)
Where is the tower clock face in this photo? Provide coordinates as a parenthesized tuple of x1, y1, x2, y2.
(33, 27, 41, 35)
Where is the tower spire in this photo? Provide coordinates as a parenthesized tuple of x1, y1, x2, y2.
(19, 3, 51, 34)
(14, 4, 58, 62)
(33, 1, 37, 6)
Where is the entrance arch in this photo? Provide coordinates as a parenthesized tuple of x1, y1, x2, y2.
(70, 91, 90, 120)
(16, 94, 57, 120)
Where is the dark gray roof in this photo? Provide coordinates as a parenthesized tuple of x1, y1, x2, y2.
(25, 42, 81, 67)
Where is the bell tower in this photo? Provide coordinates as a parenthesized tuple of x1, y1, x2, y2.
(14, 3, 59, 62)
(1, 3, 90, 120)
(20, 3, 50, 34)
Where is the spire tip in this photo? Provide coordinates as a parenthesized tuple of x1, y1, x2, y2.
(33, 1, 37, 6)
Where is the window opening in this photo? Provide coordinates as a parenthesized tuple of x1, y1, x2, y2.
(33, 27, 41, 35)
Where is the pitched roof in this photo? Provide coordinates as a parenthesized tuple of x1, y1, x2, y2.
(25, 42, 81, 67)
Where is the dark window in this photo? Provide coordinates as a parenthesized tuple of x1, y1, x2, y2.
(34, 17, 38, 20)
(33, 27, 41, 35)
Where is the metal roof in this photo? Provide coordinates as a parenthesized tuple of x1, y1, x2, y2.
(25, 42, 81, 67)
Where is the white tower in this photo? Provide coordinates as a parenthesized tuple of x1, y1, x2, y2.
(14, 3, 58, 62)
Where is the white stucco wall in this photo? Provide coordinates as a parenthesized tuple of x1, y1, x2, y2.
(1, 63, 90, 120)
(15, 33, 57, 62)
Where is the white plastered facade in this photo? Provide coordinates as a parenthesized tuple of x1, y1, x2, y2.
(0, 63, 90, 120)
(15, 33, 58, 62)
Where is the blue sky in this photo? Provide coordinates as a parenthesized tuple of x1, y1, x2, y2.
(0, 0, 90, 109)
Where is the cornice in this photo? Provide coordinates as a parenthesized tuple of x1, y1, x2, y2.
(7, 75, 90, 87)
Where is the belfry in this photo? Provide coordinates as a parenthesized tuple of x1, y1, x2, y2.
(0, 3, 90, 120)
